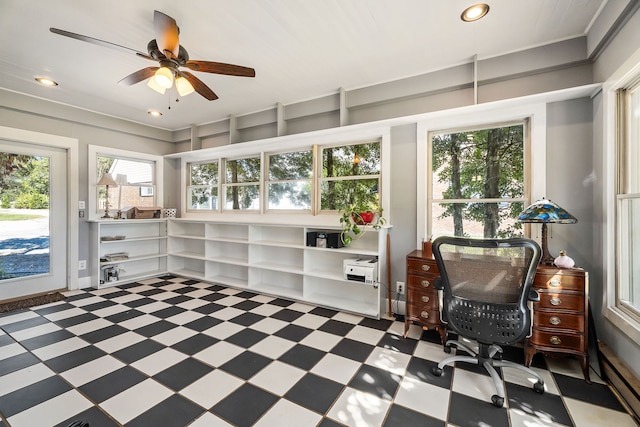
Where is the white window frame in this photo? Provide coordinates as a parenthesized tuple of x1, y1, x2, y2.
(604, 53, 640, 343)
(187, 160, 220, 212)
(222, 155, 262, 212)
(264, 147, 314, 213)
(417, 102, 546, 248)
(318, 140, 382, 213)
(88, 145, 163, 221)
(426, 120, 529, 239)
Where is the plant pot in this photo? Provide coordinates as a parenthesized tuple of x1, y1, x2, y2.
(353, 211, 375, 225)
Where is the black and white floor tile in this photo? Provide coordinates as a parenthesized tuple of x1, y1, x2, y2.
(0, 275, 636, 427)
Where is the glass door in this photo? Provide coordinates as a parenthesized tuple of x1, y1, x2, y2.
(0, 140, 67, 300)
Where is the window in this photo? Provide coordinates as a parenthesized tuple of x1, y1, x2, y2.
(97, 155, 156, 212)
(88, 145, 163, 221)
(429, 123, 527, 238)
(617, 83, 640, 322)
(266, 149, 313, 211)
(223, 156, 261, 211)
(319, 141, 381, 211)
(188, 161, 219, 210)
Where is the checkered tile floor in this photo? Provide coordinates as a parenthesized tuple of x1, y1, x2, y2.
(0, 276, 636, 427)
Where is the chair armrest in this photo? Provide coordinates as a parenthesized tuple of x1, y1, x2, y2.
(434, 278, 444, 290)
(528, 288, 540, 302)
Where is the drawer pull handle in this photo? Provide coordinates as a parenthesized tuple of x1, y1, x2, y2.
(421, 296, 430, 303)
(549, 278, 561, 288)
(420, 311, 429, 319)
(549, 336, 562, 345)
(421, 280, 430, 288)
(549, 316, 561, 325)
(550, 297, 562, 306)
(421, 264, 431, 271)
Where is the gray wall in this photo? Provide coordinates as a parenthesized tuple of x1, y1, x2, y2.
(0, 91, 177, 282)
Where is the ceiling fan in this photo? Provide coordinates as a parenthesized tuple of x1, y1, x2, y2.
(50, 10, 255, 101)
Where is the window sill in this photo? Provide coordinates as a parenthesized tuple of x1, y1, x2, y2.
(605, 306, 640, 344)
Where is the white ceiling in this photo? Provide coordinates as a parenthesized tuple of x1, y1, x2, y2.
(0, 0, 606, 131)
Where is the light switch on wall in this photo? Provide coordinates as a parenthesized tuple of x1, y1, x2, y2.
(79, 201, 85, 209)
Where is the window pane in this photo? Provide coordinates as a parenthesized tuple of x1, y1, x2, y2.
(189, 187, 217, 210)
(190, 162, 218, 185)
(269, 151, 312, 180)
(224, 185, 260, 210)
(431, 201, 524, 239)
(627, 87, 640, 193)
(226, 157, 260, 183)
(619, 197, 640, 313)
(432, 127, 524, 200)
(0, 152, 50, 280)
(268, 182, 311, 210)
(322, 142, 380, 177)
(98, 156, 156, 210)
(320, 178, 379, 211)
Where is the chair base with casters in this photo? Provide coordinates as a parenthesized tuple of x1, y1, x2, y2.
(430, 236, 546, 407)
(432, 339, 545, 407)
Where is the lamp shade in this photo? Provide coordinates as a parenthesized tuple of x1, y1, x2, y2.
(175, 76, 195, 96)
(97, 172, 118, 187)
(518, 198, 577, 265)
(517, 198, 577, 224)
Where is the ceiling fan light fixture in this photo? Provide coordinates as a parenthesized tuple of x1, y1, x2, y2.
(147, 77, 166, 94)
(461, 3, 490, 22)
(153, 66, 174, 88)
(175, 76, 195, 96)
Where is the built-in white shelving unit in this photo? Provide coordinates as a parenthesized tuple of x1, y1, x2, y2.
(90, 219, 168, 288)
(90, 218, 389, 318)
(167, 219, 389, 318)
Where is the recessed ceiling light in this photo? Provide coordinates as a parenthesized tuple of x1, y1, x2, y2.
(148, 110, 163, 117)
(35, 77, 58, 87)
(461, 3, 490, 22)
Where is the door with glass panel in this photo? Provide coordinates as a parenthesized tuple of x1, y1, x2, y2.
(0, 140, 67, 300)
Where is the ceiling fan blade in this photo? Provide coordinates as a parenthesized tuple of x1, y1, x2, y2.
(184, 60, 256, 77)
(118, 67, 158, 86)
(50, 27, 153, 60)
(154, 10, 180, 59)
(180, 71, 218, 100)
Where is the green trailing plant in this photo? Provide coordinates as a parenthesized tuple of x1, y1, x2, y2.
(339, 200, 386, 246)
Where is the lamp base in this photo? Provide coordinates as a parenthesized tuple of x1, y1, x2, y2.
(540, 223, 555, 265)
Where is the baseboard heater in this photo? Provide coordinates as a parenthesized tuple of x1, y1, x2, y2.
(599, 342, 640, 423)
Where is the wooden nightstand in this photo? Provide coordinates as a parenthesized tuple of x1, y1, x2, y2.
(403, 250, 447, 344)
(524, 265, 590, 382)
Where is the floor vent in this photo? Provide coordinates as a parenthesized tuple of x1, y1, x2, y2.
(599, 342, 640, 423)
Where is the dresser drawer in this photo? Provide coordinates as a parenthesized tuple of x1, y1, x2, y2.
(533, 310, 584, 332)
(529, 329, 585, 351)
(535, 292, 585, 311)
(406, 305, 440, 324)
(407, 273, 438, 290)
(533, 273, 584, 292)
(407, 258, 438, 275)
(407, 287, 438, 308)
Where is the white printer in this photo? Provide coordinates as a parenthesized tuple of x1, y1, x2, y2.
(343, 258, 378, 285)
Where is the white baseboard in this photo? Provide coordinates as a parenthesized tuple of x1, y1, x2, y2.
(77, 276, 92, 289)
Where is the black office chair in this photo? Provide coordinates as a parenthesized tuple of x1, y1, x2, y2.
(430, 236, 545, 407)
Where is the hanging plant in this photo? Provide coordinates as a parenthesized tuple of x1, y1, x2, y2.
(339, 200, 386, 246)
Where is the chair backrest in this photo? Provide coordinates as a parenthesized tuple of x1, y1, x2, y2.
(432, 236, 541, 345)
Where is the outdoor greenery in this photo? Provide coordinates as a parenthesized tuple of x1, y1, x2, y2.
(432, 125, 524, 238)
(0, 153, 49, 209)
(0, 212, 43, 221)
(321, 141, 381, 211)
